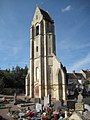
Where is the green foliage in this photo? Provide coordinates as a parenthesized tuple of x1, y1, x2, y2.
(0, 65, 28, 95)
(84, 80, 90, 86)
(2, 88, 15, 95)
(0, 78, 5, 92)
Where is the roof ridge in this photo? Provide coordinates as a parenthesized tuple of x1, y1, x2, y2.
(39, 8, 54, 23)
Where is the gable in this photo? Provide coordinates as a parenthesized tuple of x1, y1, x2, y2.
(32, 6, 43, 25)
(32, 6, 54, 25)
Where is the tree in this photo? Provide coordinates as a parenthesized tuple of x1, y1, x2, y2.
(0, 78, 5, 93)
(0, 65, 28, 95)
(15, 65, 21, 73)
(84, 80, 90, 86)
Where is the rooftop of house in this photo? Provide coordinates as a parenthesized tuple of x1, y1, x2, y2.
(81, 70, 90, 80)
(74, 73, 85, 80)
(87, 77, 90, 80)
(67, 73, 76, 79)
(67, 73, 85, 80)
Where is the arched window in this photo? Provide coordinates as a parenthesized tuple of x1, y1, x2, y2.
(36, 15, 38, 20)
(48, 66, 52, 82)
(36, 67, 39, 81)
(36, 25, 39, 36)
(49, 47, 51, 54)
(36, 46, 38, 52)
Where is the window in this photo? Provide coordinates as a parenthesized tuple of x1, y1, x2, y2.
(36, 15, 38, 19)
(36, 46, 38, 52)
(49, 67, 51, 75)
(49, 47, 51, 54)
(47, 22, 49, 28)
(48, 66, 52, 82)
(36, 26, 39, 36)
(36, 67, 39, 81)
(47, 22, 49, 32)
(49, 34, 51, 39)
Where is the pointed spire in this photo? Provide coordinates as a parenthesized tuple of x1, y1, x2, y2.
(36, 4, 39, 8)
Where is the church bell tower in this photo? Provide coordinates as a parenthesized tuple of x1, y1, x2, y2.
(26, 6, 66, 101)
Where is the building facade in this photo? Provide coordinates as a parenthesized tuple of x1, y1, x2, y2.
(26, 6, 67, 101)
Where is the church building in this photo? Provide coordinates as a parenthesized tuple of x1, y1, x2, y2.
(26, 6, 67, 101)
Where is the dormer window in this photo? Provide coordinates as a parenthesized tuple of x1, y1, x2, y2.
(36, 25, 39, 36)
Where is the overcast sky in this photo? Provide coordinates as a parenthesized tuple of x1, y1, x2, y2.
(0, 0, 90, 72)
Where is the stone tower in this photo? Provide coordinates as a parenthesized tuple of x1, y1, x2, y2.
(26, 6, 66, 101)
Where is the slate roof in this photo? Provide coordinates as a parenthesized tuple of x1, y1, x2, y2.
(40, 8, 54, 23)
(87, 77, 90, 80)
(67, 73, 76, 79)
(82, 70, 90, 74)
(82, 70, 90, 80)
(67, 73, 85, 80)
(74, 73, 85, 80)
(67, 73, 78, 85)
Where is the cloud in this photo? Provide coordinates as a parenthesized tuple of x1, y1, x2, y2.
(59, 18, 89, 51)
(61, 5, 72, 12)
(68, 53, 90, 72)
(60, 39, 90, 51)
